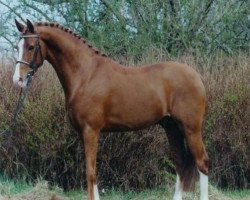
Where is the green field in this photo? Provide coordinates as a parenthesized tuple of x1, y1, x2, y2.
(0, 178, 249, 200)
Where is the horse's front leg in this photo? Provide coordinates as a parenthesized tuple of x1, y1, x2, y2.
(82, 125, 100, 200)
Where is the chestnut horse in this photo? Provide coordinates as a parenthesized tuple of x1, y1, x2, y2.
(13, 19, 209, 200)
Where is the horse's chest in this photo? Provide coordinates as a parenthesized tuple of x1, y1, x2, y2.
(67, 96, 105, 130)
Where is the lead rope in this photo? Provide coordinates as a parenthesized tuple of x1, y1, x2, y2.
(0, 74, 33, 150)
(12, 75, 33, 125)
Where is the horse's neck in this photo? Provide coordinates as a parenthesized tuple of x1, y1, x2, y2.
(40, 27, 97, 99)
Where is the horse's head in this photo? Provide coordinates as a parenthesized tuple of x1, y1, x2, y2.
(13, 19, 46, 88)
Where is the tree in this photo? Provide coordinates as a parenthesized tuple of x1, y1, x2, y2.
(0, 0, 249, 57)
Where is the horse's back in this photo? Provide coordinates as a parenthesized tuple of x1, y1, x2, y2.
(99, 60, 206, 131)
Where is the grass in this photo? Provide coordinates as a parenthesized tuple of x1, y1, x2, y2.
(0, 178, 249, 200)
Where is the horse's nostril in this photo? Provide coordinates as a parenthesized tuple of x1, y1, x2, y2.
(19, 77, 23, 82)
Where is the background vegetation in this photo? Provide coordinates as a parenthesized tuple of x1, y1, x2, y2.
(0, 0, 249, 58)
(0, 0, 249, 196)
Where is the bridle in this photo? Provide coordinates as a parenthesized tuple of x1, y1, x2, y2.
(1, 33, 45, 153)
(0, 34, 44, 136)
(16, 34, 44, 77)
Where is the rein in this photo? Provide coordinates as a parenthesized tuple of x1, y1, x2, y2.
(12, 75, 33, 128)
(0, 75, 33, 153)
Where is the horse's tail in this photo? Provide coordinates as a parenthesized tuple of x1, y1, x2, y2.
(180, 144, 198, 191)
(160, 116, 198, 192)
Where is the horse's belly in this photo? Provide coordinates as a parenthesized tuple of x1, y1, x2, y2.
(102, 115, 162, 132)
(103, 98, 165, 131)
(102, 119, 159, 132)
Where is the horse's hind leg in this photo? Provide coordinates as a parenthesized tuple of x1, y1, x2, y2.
(184, 125, 209, 200)
(160, 115, 209, 200)
(169, 89, 209, 200)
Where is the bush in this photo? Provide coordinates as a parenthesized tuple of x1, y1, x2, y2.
(203, 57, 250, 189)
(0, 54, 249, 191)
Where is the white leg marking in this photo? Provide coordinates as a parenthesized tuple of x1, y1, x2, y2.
(199, 171, 209, 200)
(173, 174, 182, 200)
(13, 38, 24, 85)
(93, 184, 100, 200)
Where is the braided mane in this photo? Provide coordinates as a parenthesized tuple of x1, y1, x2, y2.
(35, 22, 107, 57)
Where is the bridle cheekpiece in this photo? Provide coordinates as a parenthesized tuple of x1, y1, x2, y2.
(16, 34, 43, 77)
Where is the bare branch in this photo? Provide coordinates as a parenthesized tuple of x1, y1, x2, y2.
(0, 35, 16, 50)
(0, 1, 25, 22)
(28, 0, 69, 5)
(99, 0, 127, 31)
(189, 0, 215, 35)
(22, 1, 52, 21)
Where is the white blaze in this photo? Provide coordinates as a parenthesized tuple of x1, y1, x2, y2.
(173, 174, 182, 200)
(93, 184, 100, 200)
(13, 38, 24, 87)
(199, 171, 209, 200)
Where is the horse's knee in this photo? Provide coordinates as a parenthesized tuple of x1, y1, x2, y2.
(86, 167, 97, 183)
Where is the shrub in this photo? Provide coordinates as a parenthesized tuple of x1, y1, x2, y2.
(0, 54, 249, 190)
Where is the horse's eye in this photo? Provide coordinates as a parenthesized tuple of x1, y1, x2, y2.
(28, 45, 34, 51)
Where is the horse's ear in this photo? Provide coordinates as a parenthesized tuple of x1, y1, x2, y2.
(15, 18, 25, 32)
(26, 19, 34, 33)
